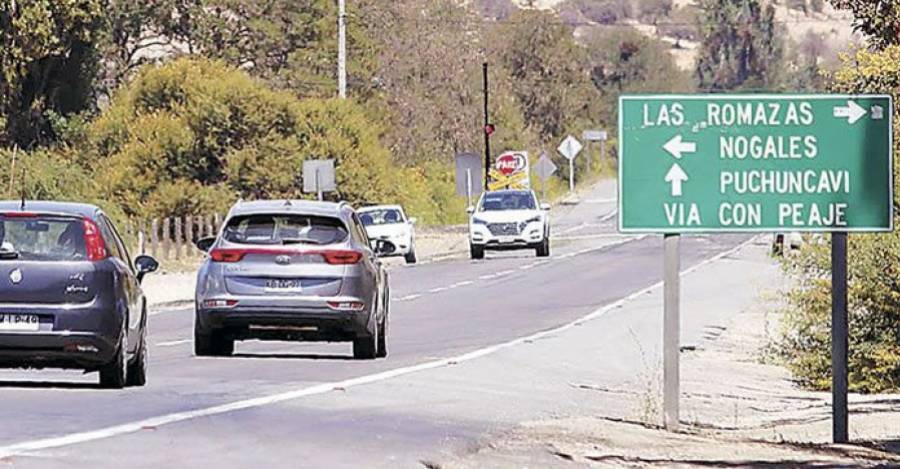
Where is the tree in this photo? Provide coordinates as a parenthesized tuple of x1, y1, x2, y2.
(779, 45, 900, 393)
(695, 0, 784, 91)
(487, 9, 599, 142)
(584, 26, 693, 125)
(84, 58, 402, 218)
(0, 0, 104, 148)
(830, 0, 900, 49)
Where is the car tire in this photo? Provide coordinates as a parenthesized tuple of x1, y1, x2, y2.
(536, 238, 550, 257)
(470, 243, 484, 260)
(353, 319, 378, 359)
(376, 316, 388, 358)
(99, 319, 128, 389)
(404, 247, 418, 264)
(126, 323, 147, 387)
(195, 328, 233, 357)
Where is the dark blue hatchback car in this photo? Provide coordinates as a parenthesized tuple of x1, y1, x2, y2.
(0, 202, 158, 388)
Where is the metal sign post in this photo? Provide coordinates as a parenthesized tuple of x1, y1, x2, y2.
(618, 94, 893, 440)
(534, 151, 558, 202)
(583, 130, 608, 173)
(557, 135, 583, 193)
(663, 233, 680, 431)
(455, 152, 483, 205)
(832, 231, 849, 443)
(466, 168, 473, 208)
(303, 159, 336, 199)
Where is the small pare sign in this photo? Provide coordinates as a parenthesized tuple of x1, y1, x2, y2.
(490, 151, 530, 191)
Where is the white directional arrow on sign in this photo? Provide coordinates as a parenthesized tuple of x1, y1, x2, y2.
(833, 100, 867, 124)
(662, 135, 696, 159)
(664, 163, 688, 197)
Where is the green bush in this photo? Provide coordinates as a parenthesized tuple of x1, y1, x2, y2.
(779, 230, 900, 392)
(778, 46, 900, 393)
(82, 58, 437, 220)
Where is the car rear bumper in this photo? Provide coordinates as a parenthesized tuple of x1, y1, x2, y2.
(196, 298, 374, 340)
(0, 331, 117, 370)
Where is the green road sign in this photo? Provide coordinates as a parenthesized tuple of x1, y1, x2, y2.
(618, 94, 894, 233)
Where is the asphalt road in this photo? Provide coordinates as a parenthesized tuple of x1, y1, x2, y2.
(0, 181, 753, 468)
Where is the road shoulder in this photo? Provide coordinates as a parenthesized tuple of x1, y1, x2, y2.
(441, 240, 900, 467)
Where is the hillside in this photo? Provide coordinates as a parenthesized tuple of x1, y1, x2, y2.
(503, 0, 859, 71)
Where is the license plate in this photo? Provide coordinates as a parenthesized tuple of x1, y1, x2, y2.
(265, 279, 302, 292)
(0, 314, 39, 331)
(497, 236, 517, 244)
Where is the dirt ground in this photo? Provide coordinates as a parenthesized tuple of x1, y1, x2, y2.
(444, 276, 900, 468)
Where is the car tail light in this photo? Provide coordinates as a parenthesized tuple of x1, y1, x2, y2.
(321, 250, 362, 265)
(202, 299, 238, 308)
(82, 218, 108, 261)
(327, 301, 365, 311)
(209, 248, 246, 263)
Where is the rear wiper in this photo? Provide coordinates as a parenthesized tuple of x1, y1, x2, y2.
(0, 250, 20, 260)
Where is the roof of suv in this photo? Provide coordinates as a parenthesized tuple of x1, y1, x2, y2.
(228, 200, 352, 218)
(0, 201, 100, 218)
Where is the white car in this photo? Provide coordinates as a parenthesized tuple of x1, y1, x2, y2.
(359, 205, 418, 264)
(468, 189, 550, 259)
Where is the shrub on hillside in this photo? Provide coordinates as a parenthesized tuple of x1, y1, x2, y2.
(83, 58, 408, 219)
(778, 46, 900, 393)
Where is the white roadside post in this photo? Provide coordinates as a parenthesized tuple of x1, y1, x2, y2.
(557, 135, 583, 193)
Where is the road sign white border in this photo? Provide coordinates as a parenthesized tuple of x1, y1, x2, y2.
(617, 94, 895, 234)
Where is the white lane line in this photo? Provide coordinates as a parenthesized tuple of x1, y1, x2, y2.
(0, 236, 757, 459)
(558, 223, 588, 235)
(395, 294, 422, 302)
(598, 209, 618, 223)
(477, 274, 498, 280)
(583, 197, 616, 204)
(149, 306, 192, 317)
(428, 287, 449, 293)
(450, 280, 474, 288)
(155, 339, 191, 347)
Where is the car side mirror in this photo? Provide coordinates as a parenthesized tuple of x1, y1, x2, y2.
(466, 206, 475, 215)
(408, 217, 417, 225)
(135, 255, 159, 283)
(540, 203, 551, 211)
(371, 239, 396, 257)
(195, 237, 216, 252)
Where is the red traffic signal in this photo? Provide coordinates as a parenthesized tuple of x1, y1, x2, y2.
(484, 124, 495, 136)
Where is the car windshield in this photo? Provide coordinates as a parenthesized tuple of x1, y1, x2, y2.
(479, 192, 536, 211)
(359, 209, 404, 226)
(222, 214, 348, 246)
(0, 215, 87, 261)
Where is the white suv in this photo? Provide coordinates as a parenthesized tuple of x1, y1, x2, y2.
(468, 190, 550, 259)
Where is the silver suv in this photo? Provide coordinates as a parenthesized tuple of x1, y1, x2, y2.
(194, 200, 393, 359)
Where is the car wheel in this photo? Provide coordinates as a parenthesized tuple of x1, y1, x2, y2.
(536, 238, 550, 257)
(353, 320, 378, 359)
(404, 247, 418, 264)
(470, 243, 484, 260)
(376, 316, 387, 358)
(195, 328, 233, 357)
(99, 319, 128, 389)
(125, 323, 147, 387)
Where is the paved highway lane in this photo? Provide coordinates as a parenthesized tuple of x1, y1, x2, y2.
(0, 182, 754, 467)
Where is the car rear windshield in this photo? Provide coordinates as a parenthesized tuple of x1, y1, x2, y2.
(479, 192, 536, 211)
(222, 214, 348, 246)
(0, 215, 87, 261)
(359, 209, 404, 226)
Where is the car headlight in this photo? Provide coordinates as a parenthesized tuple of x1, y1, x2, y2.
(472, 217, 488, 225)
(519, 216, 542, 232)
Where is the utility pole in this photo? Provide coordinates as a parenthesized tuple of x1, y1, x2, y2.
(483, 62, 491, 191)
(338, 0, 347, 99)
